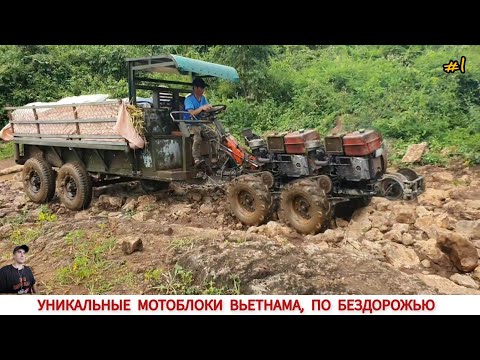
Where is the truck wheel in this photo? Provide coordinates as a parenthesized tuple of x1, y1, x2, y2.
(280, 179, 331, 235)
(22, 157, 56, 204)
(140, 179, 170, 193)
(227, 175, 272, 226)
(57, 162, 92, 211)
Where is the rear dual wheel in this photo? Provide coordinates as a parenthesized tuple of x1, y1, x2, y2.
(22, 158, 56, 204)
(56, 162, 92, 211)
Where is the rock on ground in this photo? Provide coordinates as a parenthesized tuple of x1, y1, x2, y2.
(449, 274, 479, 289)
(177, 241, 431, 295)
(401, 143, 427, 163)
(0, 165, 23, 176)
(118, 236, 143, 255)
(437, 231, 478, 272)
(417, 274, 480, 295)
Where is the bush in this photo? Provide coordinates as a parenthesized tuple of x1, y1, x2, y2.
(1, 45, 479, 165)
(0, 142, 13, 160)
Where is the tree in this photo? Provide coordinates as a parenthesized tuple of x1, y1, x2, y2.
(207, 45, 276, 100)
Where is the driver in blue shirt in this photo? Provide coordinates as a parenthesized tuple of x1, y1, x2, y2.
(184, 77, 212, 118)
(184, 77, 218, 167)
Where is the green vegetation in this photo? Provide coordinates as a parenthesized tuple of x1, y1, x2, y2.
(10, 228, 42, 245)
(148, 264, 241, 295)
(8, 209, 29, 226)
(54, 228, 135, 294)
(0, 208, 41, 244)
(123, 208, 136, 218)
(0, 142, 13, 160)
(167, 237, 196, 252)
(1, 45, 479, 164)
(144, 268, 162, 283)
(37, 205, 57, 222)
(1, 205, 56, 244)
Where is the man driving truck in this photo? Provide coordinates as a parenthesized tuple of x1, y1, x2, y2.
(184, 77, 218, 167)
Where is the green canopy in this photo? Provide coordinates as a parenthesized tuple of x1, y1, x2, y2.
(126, 54, 240, 83)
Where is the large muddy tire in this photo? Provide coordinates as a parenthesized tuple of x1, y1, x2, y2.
(22, 157, 56, 204)
(57, 162, 92, 211)
(280, 179, 331, 235)
(140, 179, 170, 193)
(227, 175, 272, 226)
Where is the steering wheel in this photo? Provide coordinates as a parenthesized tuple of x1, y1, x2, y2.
(200, 104, 227, 119)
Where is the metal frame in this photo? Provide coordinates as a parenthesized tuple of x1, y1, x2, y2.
(7, 101, 126, 152)
(127, 54, 240, 106)
(5, 101, 119, 110)
(13, 138, 129, 151)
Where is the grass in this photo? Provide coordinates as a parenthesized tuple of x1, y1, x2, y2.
(150, 264, 241, 295)
(1, 206, 51, 245)
(123, 209, 136, 218)
(4, 217, 141, 294)
(167, 237, 196, 252)
(9, 209, 30, 226)
(52, 228, 134, 294)
(64, 229, 86, 246)
(225, 236, 247, 244)
(0, 142, 13, 160)
(1, 205, 56, 228)
(144, 269, 162, 283)
(37, 205, 57, 222)
(10, 228, 42, 245)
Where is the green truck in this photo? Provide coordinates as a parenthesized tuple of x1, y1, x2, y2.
(6, 54, 239, 209)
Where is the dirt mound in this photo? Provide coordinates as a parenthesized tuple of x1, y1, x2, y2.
(177, 240, 432, 294)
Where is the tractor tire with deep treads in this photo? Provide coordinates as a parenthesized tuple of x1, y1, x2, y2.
(22, 157, 56, 204)
(56, 162, 92, 211)
(280, 179, 331, 234)
(227, 175, 272, 226)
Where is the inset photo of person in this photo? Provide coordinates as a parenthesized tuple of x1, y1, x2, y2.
(0, 245, 37, 295)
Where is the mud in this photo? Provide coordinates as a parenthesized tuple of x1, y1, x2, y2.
(0, 164, 479, 295)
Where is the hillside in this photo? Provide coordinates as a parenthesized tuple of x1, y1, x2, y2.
(1, 45, 479, 165)
(1, 45, 479, 296)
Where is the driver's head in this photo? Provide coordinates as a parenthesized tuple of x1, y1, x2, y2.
(192, 77, 208, 97)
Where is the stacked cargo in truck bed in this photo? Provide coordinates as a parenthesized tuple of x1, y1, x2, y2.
(6, 95, 145, 150)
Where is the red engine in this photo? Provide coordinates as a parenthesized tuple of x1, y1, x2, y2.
(284, 130, 321, 154)
(342, 130, 382, 156)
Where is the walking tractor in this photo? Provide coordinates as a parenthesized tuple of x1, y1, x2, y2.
(4, 54, 425, 234)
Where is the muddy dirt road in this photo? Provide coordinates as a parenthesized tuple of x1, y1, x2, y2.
(0, 164, 479, 295)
